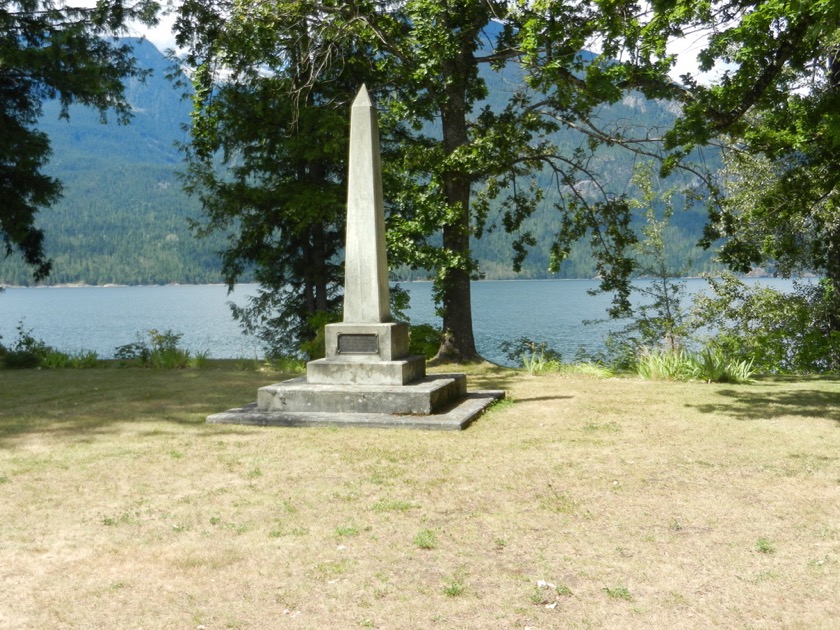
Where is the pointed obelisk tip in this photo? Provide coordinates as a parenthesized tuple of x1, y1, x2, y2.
(353, 84, 372, 107)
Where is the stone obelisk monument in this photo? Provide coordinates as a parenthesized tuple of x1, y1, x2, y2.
(344, 84, 390, 325)
(306, 85, 426, 386)
(207, 85, 503, 430)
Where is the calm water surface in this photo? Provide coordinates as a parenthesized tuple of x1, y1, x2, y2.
(0, 278, 800, 365)
(0, 285, 263, 360)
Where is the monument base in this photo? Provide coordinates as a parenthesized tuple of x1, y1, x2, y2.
(208, 388, 505, 431)
(205, 86, 507, 431)
(323, 322, 409, 361)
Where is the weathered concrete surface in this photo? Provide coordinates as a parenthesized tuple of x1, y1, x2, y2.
(258, 373, 464, 415)
(208, 390, 505, 431)
(309, 86, 419, 388)
(322, 322, 410, 362)
(306, 355, 426, 386)
(343, 84, 390, 324)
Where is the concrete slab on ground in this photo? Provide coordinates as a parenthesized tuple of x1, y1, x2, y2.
(207, 390, 505, 431)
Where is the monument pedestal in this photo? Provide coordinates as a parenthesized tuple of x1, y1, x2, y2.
(208, 361, 503, 430)
(258, 373, 466, 415)
(306, 321, 426, 385)
(206, 388, 504, 431)
(244, 319, 485, 424)
(306, 356, 426, 386)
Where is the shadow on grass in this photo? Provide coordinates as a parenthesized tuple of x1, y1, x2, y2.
(0, 363, 526, 444)
(515, 395, 574, 403)
(688, 377, 840, 422)
(441, 362, 521, 392)
(0, 366, 288, 444)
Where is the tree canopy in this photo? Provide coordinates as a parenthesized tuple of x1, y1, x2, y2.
(174, 0, 840, 361)
(640, 0, 840, 343)
(0, 0, 160, 280)
(173, 0, 382, 356)
(175, 0, 675, 360)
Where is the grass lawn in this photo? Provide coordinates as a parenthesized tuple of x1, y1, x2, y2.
(1, 363, 839, 629)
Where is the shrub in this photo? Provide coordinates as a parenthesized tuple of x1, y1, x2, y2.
(297, 312, 325, 360)
(557, 361, 615, 378)
(686, 347, 753, 383)
(188, 350, 211, 369)
(409, 323, 442, 359)
(38, 349, 100, 369)
(150, 346, 191, 369)
(69, 351, 99, 369)
(635, 348, 694, 381)
(635, 347, 754, 383)
(148, 329, 190, 368)
(10, 321, 51, 358)
(114, 341, 151, 365)
(500, 337, 562, 373)
(521, 349, 562, 375)
(689, 274, 840, 374)
(0, 322, 98, 370)
(264, 355, 306, 373)
(2, 321, 53, 369)
(3, 350, 41, 369)
(40, 350, 72, 369)
(114, 329, 191, 369)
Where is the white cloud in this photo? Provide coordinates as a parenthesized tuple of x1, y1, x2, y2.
(66, 0, 180, 52)
(133, 11, 179, 52)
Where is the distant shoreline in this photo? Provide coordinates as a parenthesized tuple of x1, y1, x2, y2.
(1, 282, 231, 290)
(1, 270, 818, 290)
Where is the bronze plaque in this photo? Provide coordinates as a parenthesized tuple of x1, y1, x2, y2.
(337, 333, 379, 354)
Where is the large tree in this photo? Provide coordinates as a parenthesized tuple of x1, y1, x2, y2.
(633, 0, 840, 346)
(173, 0, 383, 357)
(175, 0, 671, 361)
(378, 0, 840, 354)
(0, 0, 160, 281)
(305, 0, 677, 360)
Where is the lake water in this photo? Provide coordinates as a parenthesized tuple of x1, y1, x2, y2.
(0, 278, 800, 366)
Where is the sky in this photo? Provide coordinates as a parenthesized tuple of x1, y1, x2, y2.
(128, 7, 179, 52)
(63, 0, 178, 51)
(124, 3, 713, 84)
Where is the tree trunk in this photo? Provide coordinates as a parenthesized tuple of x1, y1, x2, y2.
(432, 76, 481, 363)
(302, 158, 331, 316)
(435, 183, 480, 362)
(824, 49, 840, 368)
(311, 221, 330, 313)
(823, 223, 840, 369)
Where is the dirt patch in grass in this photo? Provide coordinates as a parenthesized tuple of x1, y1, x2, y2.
(1, 366, 839, 628)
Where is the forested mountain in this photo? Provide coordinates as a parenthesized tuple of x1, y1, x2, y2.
(0, 38, 229, 286)
(0, 38, 717, 286)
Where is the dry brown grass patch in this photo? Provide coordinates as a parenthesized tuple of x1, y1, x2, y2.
(1, 366, 838, 628)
